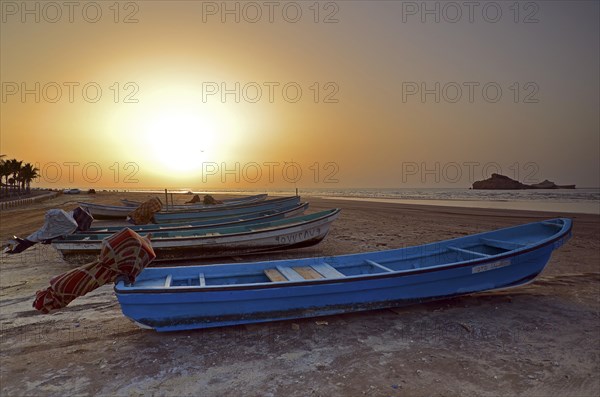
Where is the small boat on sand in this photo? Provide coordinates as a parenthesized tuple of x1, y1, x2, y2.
(53, 209, 341, 260)
(78, 196, 299, 221)
(77, 202, 134, 219)
(153, 196, 302, 223)
(115, 218, 571, 332)
(121, 193, 267, 208)
(83, 203, 309, 234)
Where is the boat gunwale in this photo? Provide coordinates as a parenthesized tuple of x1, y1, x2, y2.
(115, 218, 572, 294)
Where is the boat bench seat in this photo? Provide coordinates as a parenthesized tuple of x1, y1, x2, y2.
(447, 246, 490, 258)
(311, 263, 345, 278)
(542, 221, 563, 229)
(264, 263, 345, 282)
(263, 266, 305, 282)
(264, 268, 287, 282)
(276, 266, 304, 282)
(292, 266, 324, 280)
(480, 238, 526, 251)
(365, 259, 394, 272)
(165, 273, 206, 287)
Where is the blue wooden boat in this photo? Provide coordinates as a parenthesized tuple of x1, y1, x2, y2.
(153, 196, 301, 224)
(84, 203, 309, 234)
(53, 209, 341, 259)
(115, 218, 572, 332)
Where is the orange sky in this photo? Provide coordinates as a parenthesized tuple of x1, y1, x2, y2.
(1, 1, 598, 189)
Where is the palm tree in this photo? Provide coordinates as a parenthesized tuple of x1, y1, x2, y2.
(0, 157, 41, 197)
(0, 158, 8, 197)
(19, 163, 39, 193)
(18, 168, 25, 192)
(6, 159, 22, 195)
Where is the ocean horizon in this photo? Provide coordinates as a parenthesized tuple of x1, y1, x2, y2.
(40, 187, 600, 215)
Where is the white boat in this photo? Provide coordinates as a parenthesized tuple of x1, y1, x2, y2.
(52, 209, 341, 260)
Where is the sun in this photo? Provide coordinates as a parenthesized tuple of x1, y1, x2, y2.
(143, 108, 218, 174)
(105, 81, 246, 181)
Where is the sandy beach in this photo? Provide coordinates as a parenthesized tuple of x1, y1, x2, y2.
(0, 192, 598, 396)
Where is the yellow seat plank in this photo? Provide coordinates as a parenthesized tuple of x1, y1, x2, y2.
(264, 268, 287, 282)
(292, 266, 324, 280)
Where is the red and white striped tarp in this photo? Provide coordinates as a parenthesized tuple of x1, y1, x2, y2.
(33, 228, 155, 313)
(128, 197, 162, 225)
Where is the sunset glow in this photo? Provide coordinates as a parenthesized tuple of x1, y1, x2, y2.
(1, 1, 598, 189)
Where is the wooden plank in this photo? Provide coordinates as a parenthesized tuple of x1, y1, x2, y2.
(447, 246, 490, 258)
(292, 266, 324, 280)
(199, 273, 206, 287)
(164, 274, 172, 288)
(365, 259, 394, 272)
(276, 266, 304, 282)
(264, 268, 287, 282)
(311, 263, 345, 279)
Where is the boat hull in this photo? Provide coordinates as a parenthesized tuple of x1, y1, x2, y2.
(115, 218, 571, 332)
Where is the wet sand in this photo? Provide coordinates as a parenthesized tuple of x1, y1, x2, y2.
(1, 192, 598, 396)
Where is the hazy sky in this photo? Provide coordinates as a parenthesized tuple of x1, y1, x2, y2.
(1, 0, 598, 189)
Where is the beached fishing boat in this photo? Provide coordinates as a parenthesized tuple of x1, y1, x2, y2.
(121, 193, 267, 208)
(115, 218, 571, 332)
(83, 202, 309, 234)
(153, 196, 302, 224)
(79, 195, 299, 221)
(53, 208, 341, 259)
(77, 202, 134, 219)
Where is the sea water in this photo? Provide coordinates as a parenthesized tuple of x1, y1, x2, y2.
(128, 187, 600, 215)
(299, 188, 600, 215)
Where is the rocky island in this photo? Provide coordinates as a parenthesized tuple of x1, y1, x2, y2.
(473, 173, 576, 190)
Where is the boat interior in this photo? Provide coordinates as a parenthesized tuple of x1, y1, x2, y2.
(123, 219, 568, 290)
